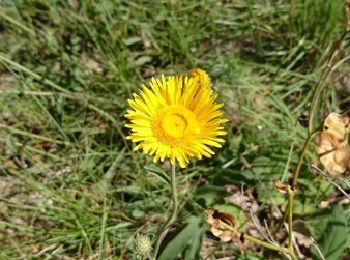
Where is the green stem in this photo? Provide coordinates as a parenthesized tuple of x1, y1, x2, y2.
(166, 163, 178, 230)
(291, 130, 318, 190)
(292, 14, 349, 190)
(308, 31, 348, 134)
(153, 163, 178, 258)
(219, 221, 298, 260)
(243, 234, 297, 260)
(243, 234, 288, 255)
(292, 33, 348, 189)
(287, 185, 294, 253)
(0, 12, 36, 35)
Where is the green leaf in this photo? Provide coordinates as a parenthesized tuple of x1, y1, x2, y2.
(256, 183, 286, 206)
(122, 36, 142, 46)
(144, 165, 170, 184)
(237, 252, 264, 260)
(212, 168, 255, 186)
(92, 149, 125, 199)
(293, 178, 333, 215)
(195, 185, 231, 207)
(115, 185, 141, 194)
(158, 217, 202, 260)
(247, 156, 286, 181)
(134, 56, 152, 67)
(183, 224, 204, 260)
(306, 205, 349, 260)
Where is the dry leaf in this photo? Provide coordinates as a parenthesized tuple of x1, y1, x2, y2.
(226, 186, 259, 213)
(206, 208, 237, 242)
(323, 112, 350, 142)
(294, 231, 313, 248)
(316, 113, 350, 176)
(4, 159, 17, 169)
(274, 180, 289, 193)
(82, 55, 103, 75)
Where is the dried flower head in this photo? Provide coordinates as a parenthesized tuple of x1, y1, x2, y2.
(206, 208, 237, 242)
(135, 234, 152, 256)
(316, 112, 350, 176)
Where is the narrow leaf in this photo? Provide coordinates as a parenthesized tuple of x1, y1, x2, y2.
(158, 217, 202, 260)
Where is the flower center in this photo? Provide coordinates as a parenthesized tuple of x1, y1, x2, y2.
(152, 106, 199, 146)
(162, 113, 188, 138)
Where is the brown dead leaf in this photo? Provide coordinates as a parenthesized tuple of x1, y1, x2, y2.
(226, 186, 258, 213)
(82, 55, 103, 75)
(332, 68, 350, 96)
(4, 159, 17, 170)
(316, 113, 350, 176)
(323, 113, 350, 142)
(274, 180, 288, 193)
(206, 208, 238, 242)
(294, 231, 313, 248)
(0, 178, 15, 197)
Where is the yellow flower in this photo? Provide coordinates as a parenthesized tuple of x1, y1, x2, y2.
(188, 68, 211, 90)
(125, 69, 228, 168)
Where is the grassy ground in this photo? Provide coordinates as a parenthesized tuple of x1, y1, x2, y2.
(0, 0, 350, 259)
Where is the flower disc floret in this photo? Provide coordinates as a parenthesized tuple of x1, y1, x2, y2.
(152, 106, 200, 145)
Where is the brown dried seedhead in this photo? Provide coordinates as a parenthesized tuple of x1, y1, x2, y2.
(316, 113, 350, 176)
(206, 208, 239, 242)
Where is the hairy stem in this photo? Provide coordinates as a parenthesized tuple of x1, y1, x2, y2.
(291, 130, 318, 190)
(153, 163, 178, 258)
